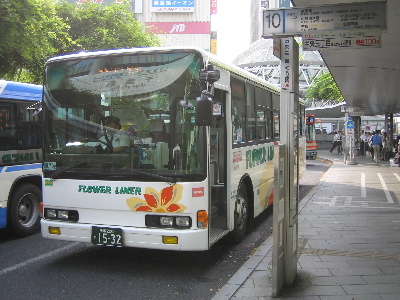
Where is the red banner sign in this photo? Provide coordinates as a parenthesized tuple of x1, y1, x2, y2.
(211, 0, 217, 14)
(146, 22, 211, 34)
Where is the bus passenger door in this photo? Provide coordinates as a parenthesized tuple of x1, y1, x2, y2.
(209, 92, 228, 245)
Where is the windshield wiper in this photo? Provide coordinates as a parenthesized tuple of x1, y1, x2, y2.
(48, 161, 177, 183)
(48, 161, 91, 179)
(128, 168, 177, 184)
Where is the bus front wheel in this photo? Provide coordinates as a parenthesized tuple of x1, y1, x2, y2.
(231, 185, 249, 243)
(9, 183, 41, 237)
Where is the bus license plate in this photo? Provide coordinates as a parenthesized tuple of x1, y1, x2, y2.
(91, 226, 123, 246)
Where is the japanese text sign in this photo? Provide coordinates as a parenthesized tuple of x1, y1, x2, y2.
(263, 2, 386, 36)
(303, 29, 381, 50)
(152, 0, 195, 13)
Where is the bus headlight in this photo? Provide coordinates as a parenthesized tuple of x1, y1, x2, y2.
(160, 216, 174, 226)
(145, 215, 192, 229)
(47, 209, 57, 218)
(175, 216, 190, 227)
(57, 210, 69, 219)
(44, 208, 79, 222)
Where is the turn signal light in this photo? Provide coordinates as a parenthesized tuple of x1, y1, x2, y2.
(162, 236, 178, 244)
(48, 227, 61, 235)
(197, 210, 208, 229)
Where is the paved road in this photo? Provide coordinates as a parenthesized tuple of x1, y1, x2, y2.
(0, 159, 329, 300)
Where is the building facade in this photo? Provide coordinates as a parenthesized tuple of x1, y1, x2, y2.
(133, 0, 212, 52)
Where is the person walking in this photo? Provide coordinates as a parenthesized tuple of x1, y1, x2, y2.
(337, 131, 343, 154)
(329, 131, 341, 153)
(366, 132, 372, 157)
(381, 130, 387, 160)
(370, 131, 383, 163)
(359, 130, 367, 155)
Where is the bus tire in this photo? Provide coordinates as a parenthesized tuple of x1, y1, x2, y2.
(231, 185, 248, 243)
(9, 183, 41, 237)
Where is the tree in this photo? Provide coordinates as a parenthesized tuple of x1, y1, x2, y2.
(306, 71, 344, 106)
(0, 0, 71, 83)
(55, 1, 160, 54)
(0, 0, 160, 84)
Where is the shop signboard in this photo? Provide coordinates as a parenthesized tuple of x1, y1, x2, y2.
(152, 0, 195, 12)
(303, 29, 381, 51)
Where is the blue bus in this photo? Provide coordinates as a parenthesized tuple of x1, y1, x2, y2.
(0, 80, 43, 236)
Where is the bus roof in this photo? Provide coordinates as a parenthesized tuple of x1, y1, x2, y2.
(45, 46, 280, 95)
(0, 80, 43, 102)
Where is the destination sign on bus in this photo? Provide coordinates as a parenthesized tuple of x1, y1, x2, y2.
(263, 2, 386, 36)
(306, 115, 315, 123)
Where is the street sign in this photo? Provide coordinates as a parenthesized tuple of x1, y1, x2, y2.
(347, 120, 355, 130)
(262, 2, 386, 37)
(341, 106, 366, 116)
(273, 35, 281, 59)
(303, 29, 381, 51)
(280, 38, 299, 91)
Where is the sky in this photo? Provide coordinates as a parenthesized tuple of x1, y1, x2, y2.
(214, 0, 252, 63)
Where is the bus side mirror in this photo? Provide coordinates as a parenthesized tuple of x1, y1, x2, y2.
(196, 66, 220, 126)
(195, 91, 213, 126)
(199, 69, 220, 84)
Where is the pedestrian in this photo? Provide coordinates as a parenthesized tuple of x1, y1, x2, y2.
(337, 131, 343, 154)
(370, 130, 383, 163)
(329, 131, 339, 153)
(359, 130, 367, 155)
(381, 130, 387, 160)
(366, 132, 372, 157)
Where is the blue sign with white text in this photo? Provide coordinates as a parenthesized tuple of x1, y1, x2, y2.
(152, 0, 195, 12)
(347, 121, 355, 129)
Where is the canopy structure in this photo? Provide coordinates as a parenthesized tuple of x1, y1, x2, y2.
(233, 38, 328, 101)
(292, 0, 400, 116)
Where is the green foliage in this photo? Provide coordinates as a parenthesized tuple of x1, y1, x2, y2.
(55, 1, 160, 54)
(0, 0, 71, 83)
(306, 72, 344, 105)
(0, 0, 160, 84)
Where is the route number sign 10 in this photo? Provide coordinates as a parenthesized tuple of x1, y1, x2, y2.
(263, 11, 284, 35)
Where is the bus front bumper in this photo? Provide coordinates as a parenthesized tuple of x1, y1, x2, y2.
(41, 219, 210, 251)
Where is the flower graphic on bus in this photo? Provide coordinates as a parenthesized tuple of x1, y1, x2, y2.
(126, 184, 187, 213)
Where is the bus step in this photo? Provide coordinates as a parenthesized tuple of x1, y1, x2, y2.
(210, 228, 229, 246)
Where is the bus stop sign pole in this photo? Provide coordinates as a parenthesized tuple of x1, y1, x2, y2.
(272, 36, 300, 297)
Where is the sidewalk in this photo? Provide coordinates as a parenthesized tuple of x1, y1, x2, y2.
(213, 150, 400, 300)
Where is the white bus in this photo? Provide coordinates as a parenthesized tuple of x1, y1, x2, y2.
(41, 47, 300, 250)
(0, 80, 43, 237)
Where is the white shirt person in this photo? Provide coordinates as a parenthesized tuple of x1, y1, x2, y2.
(99, 116, 130, 154)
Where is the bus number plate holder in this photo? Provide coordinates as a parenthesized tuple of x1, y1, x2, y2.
(91, 226, 123, 246)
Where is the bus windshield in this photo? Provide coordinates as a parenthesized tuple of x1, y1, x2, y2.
(306, 116, 316, 142)
(43, 51, 207, 182)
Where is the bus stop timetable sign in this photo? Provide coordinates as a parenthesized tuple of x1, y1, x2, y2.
(263, 2, 386, 37)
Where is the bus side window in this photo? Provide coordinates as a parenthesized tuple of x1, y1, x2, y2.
(272, 93, 280, 139)
(231, 78, 246, 145)
(255, 87, 272, 141)
(19, 123, 41, 149)
(0, 103, 17, 151)
(246, 84, 256, 142)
